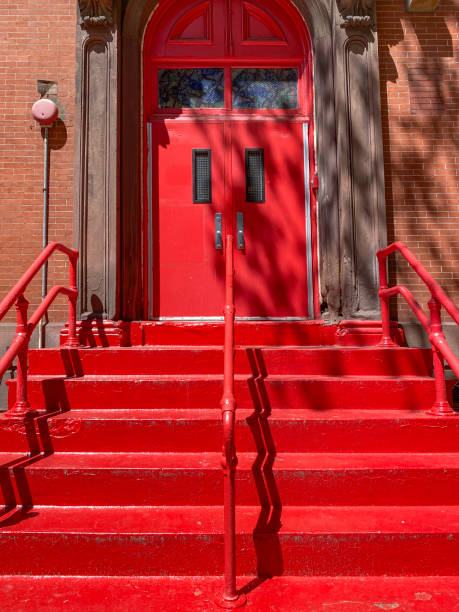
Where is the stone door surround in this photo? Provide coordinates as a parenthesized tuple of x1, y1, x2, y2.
(74, 0, 386, 321)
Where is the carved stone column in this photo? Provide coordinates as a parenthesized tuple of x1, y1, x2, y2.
(74, 0, 119, 319)
(333, 0, 387, 318)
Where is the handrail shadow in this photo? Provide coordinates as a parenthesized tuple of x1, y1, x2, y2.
(243, 347, 283, 590)
(0, 378, 72, 526)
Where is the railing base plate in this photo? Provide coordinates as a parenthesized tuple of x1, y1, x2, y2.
(216, 593, 247, 609)
(427, 402, 458, 417)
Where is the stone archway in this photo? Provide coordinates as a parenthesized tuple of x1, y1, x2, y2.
(74, 0, 386, 322)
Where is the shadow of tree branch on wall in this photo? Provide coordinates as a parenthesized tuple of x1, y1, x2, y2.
(377, 6, 459, 324)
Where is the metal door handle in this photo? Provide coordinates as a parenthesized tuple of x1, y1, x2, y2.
(215, 213, 223, 249)
(237, 212, 245, 249)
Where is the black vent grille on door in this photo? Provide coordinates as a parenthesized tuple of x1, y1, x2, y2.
(193, 149, 212, 203)
(245, 148, 265, 203)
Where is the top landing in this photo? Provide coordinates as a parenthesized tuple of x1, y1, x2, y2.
(60, 319, 404, 348)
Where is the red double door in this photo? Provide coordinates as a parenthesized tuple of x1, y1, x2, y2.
(151, 116, 311, 318)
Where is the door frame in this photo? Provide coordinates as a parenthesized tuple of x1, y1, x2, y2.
(145, 113, 316, 320)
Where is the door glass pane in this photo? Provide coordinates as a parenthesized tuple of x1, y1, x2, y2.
(232, 68, 298, 109)
(158, 68, 224, 108)
(193, 149, 212, 203)
(245, 149, 265, 202)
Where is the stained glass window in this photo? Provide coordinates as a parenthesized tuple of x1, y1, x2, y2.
(232, 68, 298, 109)
(158, 68, 224, 108)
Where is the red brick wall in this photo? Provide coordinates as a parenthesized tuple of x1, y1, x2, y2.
(0, 0, 76, 322)
(0, 1, 457, 328)
(377, 0, 459, 323)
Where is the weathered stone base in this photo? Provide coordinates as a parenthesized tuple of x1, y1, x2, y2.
(401, 321, 459, 355)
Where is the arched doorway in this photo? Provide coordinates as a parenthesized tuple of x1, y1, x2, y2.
(142, 0, 318, 319)
(75, 0, 387, 323)
(113, 0, 386, 323)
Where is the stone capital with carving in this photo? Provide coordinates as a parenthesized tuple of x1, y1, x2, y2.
(336, 0, 375, 29)
(78, 0, 114, 28)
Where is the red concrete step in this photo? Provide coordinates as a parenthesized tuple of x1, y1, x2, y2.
(1, 575, 459, 612)
(1, 409, 458, 453)
(27, 346, 433, 377)
(135, 321, 338, 347)
(2, 451, 459, 507)
(62, 320, 406, 348)
(0, 505, 458, 576)
(7, 375, 449, 411)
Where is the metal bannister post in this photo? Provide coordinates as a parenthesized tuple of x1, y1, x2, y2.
(66, 253, 80, 348)
(377, 254, 396, 347)
(11, 295, 31, 416)
(376, 242, 458, 417)
(428, 298, 455, 416)
(0, 243, 80, 417)
(218, 235, 246, 609)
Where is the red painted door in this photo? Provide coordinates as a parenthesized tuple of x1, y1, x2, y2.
(144, 0, 316, 319)
(231, 120, 308, 317)
(151, 120, 226, 317)
(152, 118, 309, 318)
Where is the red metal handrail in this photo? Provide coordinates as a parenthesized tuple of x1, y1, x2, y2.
(219, 235, 246, 608)
(0, 242, 79, 416)
(377, 241, 459, 416)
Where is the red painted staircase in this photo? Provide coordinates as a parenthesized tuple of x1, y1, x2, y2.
(0, 321, 459, 609)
